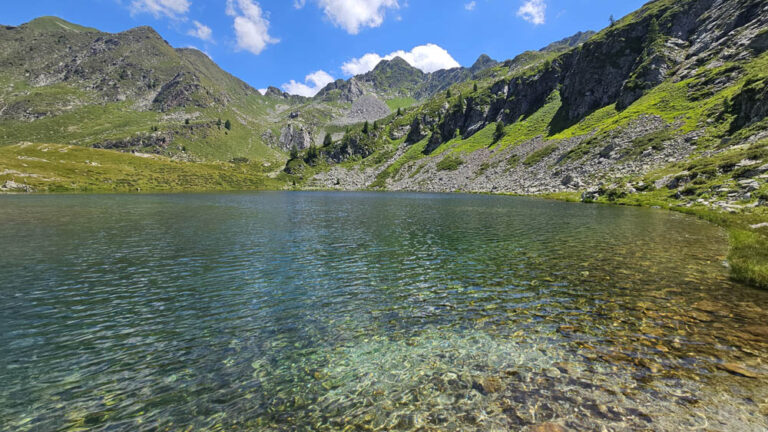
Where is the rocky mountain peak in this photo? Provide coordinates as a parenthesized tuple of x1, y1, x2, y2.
(470, 54, 498, 74)
(371, 56, 423, 76)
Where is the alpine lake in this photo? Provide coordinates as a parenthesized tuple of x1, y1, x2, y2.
(1, 192, 767, 431)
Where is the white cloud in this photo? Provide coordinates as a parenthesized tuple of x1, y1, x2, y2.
(130, 0, 190, 18)
(341, 44, 460, 76)
(464, 1, 476, 11)
(282, 70, 335, 97)
(258, 88, 268, 95)
(293, 0, 307, 8)
(317, 0, 399, 34)
(187, 20, 212, 41)
(226, 0, 279, 55)
(517, 0, 546, 25)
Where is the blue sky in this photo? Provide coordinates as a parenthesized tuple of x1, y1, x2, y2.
(3, 0, 648, 95)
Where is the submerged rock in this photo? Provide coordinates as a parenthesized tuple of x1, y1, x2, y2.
(527, 422, 568, 432)
(718, 363, 759, 379)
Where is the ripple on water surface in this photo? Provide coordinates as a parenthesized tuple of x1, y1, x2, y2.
(0, 192, 767, 431)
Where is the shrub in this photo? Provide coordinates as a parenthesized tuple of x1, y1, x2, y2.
(493, 121, 505, 143)
(523, 144, 558, 166)
(436, 155, 464, 171)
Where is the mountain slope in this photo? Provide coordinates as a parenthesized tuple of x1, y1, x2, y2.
(0, 17, 289, 162)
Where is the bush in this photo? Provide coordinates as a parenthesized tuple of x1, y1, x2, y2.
(523, 144, 558, 166)
(493, 121, 505, 143)
(436, 155, 464, 171)
(605, 188, 628, 201)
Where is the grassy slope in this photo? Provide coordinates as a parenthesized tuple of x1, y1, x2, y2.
(0, 143, 279, 193)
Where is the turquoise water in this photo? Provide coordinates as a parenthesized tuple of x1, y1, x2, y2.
(1, 192, 767, 431)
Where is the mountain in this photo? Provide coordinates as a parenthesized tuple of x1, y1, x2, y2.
(0, 15, 595, 161)
(0, 16, 299, 162)
(316, 53, 502, 105)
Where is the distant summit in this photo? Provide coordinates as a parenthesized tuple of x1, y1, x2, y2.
(470, 54, 499, 74)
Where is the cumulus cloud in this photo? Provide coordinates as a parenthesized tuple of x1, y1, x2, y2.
(226, 0, 278, 55)
(187, 20, 212, 41)
(316, 0, 399, 34)
(464, 1, 476, 11)
(282, 70, 335, 97)
(130, 0, 190, 19)
(517, 0, 546, 25)
(341, 44, 460, 76)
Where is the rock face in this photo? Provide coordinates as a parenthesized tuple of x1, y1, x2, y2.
(152, 72, 211, 112)
(334, 94, 392, 126)
(279, 124, 314, 151)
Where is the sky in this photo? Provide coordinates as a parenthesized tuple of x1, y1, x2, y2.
(3, 0, 649, 96)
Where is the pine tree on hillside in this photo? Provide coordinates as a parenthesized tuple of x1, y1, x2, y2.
(493, 121, 505, 143)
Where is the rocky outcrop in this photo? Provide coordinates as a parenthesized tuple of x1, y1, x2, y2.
(325, 134, 377, 163)
(334, 94, 391, 125)
(0, 180, 34, 192)
(316, 77, 366, 103)
(152, 72, 210, 111)
(405, 117, 426, 144)
(728, 77, 768, 131)
(279, 124, 314, 151)
(93, 132, 173, 152)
